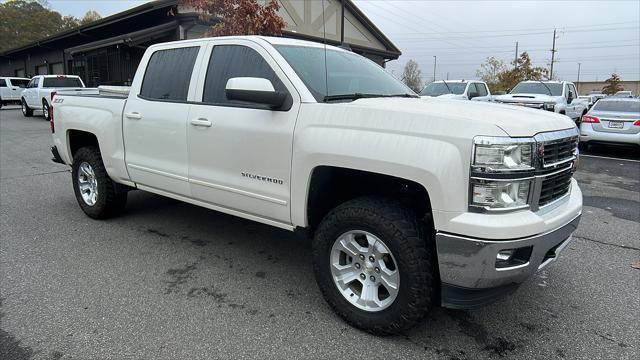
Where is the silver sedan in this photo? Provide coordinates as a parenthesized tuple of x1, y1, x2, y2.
(579, 98, 640, 149)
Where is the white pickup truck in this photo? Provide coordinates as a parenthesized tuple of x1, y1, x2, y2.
(21, 75, 88, 120)
(420, 80, 492, 101)
(1, 77, 31, 108)
(51, 36, 582, 334)
(494, 80, 588, 125)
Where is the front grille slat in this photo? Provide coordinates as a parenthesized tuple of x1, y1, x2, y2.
(539, 167, 573, 206)
(542, 138, 578, 166)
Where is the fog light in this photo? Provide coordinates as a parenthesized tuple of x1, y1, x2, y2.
(495, 246, 533, 269)
(496, 249, 515, 261)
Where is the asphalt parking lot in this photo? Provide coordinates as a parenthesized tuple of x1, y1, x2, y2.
(1, 106, 638, 360)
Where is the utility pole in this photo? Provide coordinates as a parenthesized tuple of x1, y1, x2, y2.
(576, 62, 581, 87)
(549, 29, 557, 80)
(340, 0, 345, 45)
(433, 56, 437, 82)
(514, 41, 519, 69)
(446, 72, 449, 80)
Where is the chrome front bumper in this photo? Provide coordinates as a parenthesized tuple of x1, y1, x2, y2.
(436, 214, 581, 308)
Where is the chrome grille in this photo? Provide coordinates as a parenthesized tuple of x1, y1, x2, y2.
(539, 167, 573, 206)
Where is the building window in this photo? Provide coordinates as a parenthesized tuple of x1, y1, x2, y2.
(139, 46, 200, 101)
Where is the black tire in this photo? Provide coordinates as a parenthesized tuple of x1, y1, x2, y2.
(42, 99, 50, 120)
(21, 98, 33, 117)
(72, 146, 127, 219)
(312, 196, 435, 335)
(578, 142, 589, 151)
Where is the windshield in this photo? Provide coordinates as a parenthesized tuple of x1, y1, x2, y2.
(510, 82, 563, 96)
(42, 77, 83, 88)
(9, 79, 29, 88)
(592, 100, 640, 112)
(420, 82, 466, 96)
(275, 45, 414, 101)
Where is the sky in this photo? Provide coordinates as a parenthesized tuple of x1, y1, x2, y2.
(32, 0, 640, 82)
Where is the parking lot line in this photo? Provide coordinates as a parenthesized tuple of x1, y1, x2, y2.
(580, 154, 640, 163)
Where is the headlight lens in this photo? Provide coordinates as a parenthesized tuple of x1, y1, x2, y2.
(543, 102, 555, 111)
(471, 179, 531, 210)
(473, 139, 534, 172)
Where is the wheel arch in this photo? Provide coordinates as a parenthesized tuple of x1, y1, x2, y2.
(303, 166, 434, 231)
(67, 129, 100, 162)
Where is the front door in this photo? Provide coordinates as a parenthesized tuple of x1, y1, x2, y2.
(187, 41, 300, 224)
(123, 44, 203, 197)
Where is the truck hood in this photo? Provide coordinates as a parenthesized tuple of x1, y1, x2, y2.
(494, 93, 562, 104)
(344, 97, 575, 137)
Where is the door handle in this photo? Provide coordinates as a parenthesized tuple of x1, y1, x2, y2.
(125, 112, 142, 120)
(190, 118, 212, 127)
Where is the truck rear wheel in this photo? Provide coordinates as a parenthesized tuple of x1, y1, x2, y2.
(21, 99, 33, 117)
(43, 100, 50, 121)
(312, 196, 435, 335)
(72, 147, 127, 219)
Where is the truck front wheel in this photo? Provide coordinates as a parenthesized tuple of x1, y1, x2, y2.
(72, 147, 127, 219)
(21, 99, 33, 117)
(312, 196, 435, 335)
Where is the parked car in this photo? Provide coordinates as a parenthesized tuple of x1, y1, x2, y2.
(494, 80, 588, 124)
(579, 98, 640, 149)
(21, 75, 89, 120)
(420, 80, 492, 101)
(613, 90, 634, 98)
(577, 95, 597, 109)
(0, 77, 30, 109)
(51, 36, 582, 334)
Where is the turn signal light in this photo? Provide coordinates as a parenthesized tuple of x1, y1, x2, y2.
(51, 91, 57, 100)
(581, 115, 600, 123)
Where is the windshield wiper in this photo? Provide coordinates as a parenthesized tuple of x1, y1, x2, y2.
(441, 81, 453, 94)
(322, 93, 417, 102)
(537, 80, 553, 96)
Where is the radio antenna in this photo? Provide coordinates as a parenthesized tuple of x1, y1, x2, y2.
(322, 0, 328, 99)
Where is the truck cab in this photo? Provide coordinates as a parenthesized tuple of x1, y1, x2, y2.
(0, 77, 30, 108)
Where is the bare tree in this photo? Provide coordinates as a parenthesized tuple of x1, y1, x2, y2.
(476, 56, 506, 92)
(401, 59, 423, 93)
(80, 10, 101, 25)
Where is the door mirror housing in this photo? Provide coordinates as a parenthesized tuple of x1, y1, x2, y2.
(468, 91, 480, 99)
(225, 77, 287, 108)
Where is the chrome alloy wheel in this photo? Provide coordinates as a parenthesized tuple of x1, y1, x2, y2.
(77, 162, 98, 206)
(21, 101, 27, 114)
(330, 230, 400, 312)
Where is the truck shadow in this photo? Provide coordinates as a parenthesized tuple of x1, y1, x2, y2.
(116, 190, 579, 359)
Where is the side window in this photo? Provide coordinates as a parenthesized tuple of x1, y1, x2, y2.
(476, 83, 488, 96)
(564, 84, 571, 99)
(570, 84, 578, 97)
(203, 45, 288, 107)
(33, 77, 39, 88)
(0, 79, 6, 87)
(140, 46, 200, 101)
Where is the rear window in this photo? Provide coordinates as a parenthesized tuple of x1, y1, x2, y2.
(9, 79, 30, 88)
(42, 77, 83, 88)
(140, 47, 200, 101)
(592, 100, 640, 112)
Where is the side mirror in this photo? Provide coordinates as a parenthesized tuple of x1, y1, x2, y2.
(225, 77, 287, 108)
(567, 95, 573, 104)
(468, 91, 479, 100)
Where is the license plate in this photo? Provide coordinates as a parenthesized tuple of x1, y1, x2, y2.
(609, 121, 624, 129)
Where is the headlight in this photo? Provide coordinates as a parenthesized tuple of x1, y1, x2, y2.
(473, 137, 534, 172)
(471, 179, 531, 210)
(543, 102, 555, 111)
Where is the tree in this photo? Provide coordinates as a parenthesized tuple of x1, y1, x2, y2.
(80, 10, 101, 25)
(401, 59, 423, 93)
(476, 56, 506, 93)
(602, 73, 624, 95)
(0, 0, 83, 52)
(486, 52, 549, 92)
(183, 0, 285, 36)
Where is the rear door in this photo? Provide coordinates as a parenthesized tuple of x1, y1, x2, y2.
(24, 77, 39, 107)
(186, 40, 300, 224)
(8, 79, 29, 100)
(122, 42, 205, 196)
